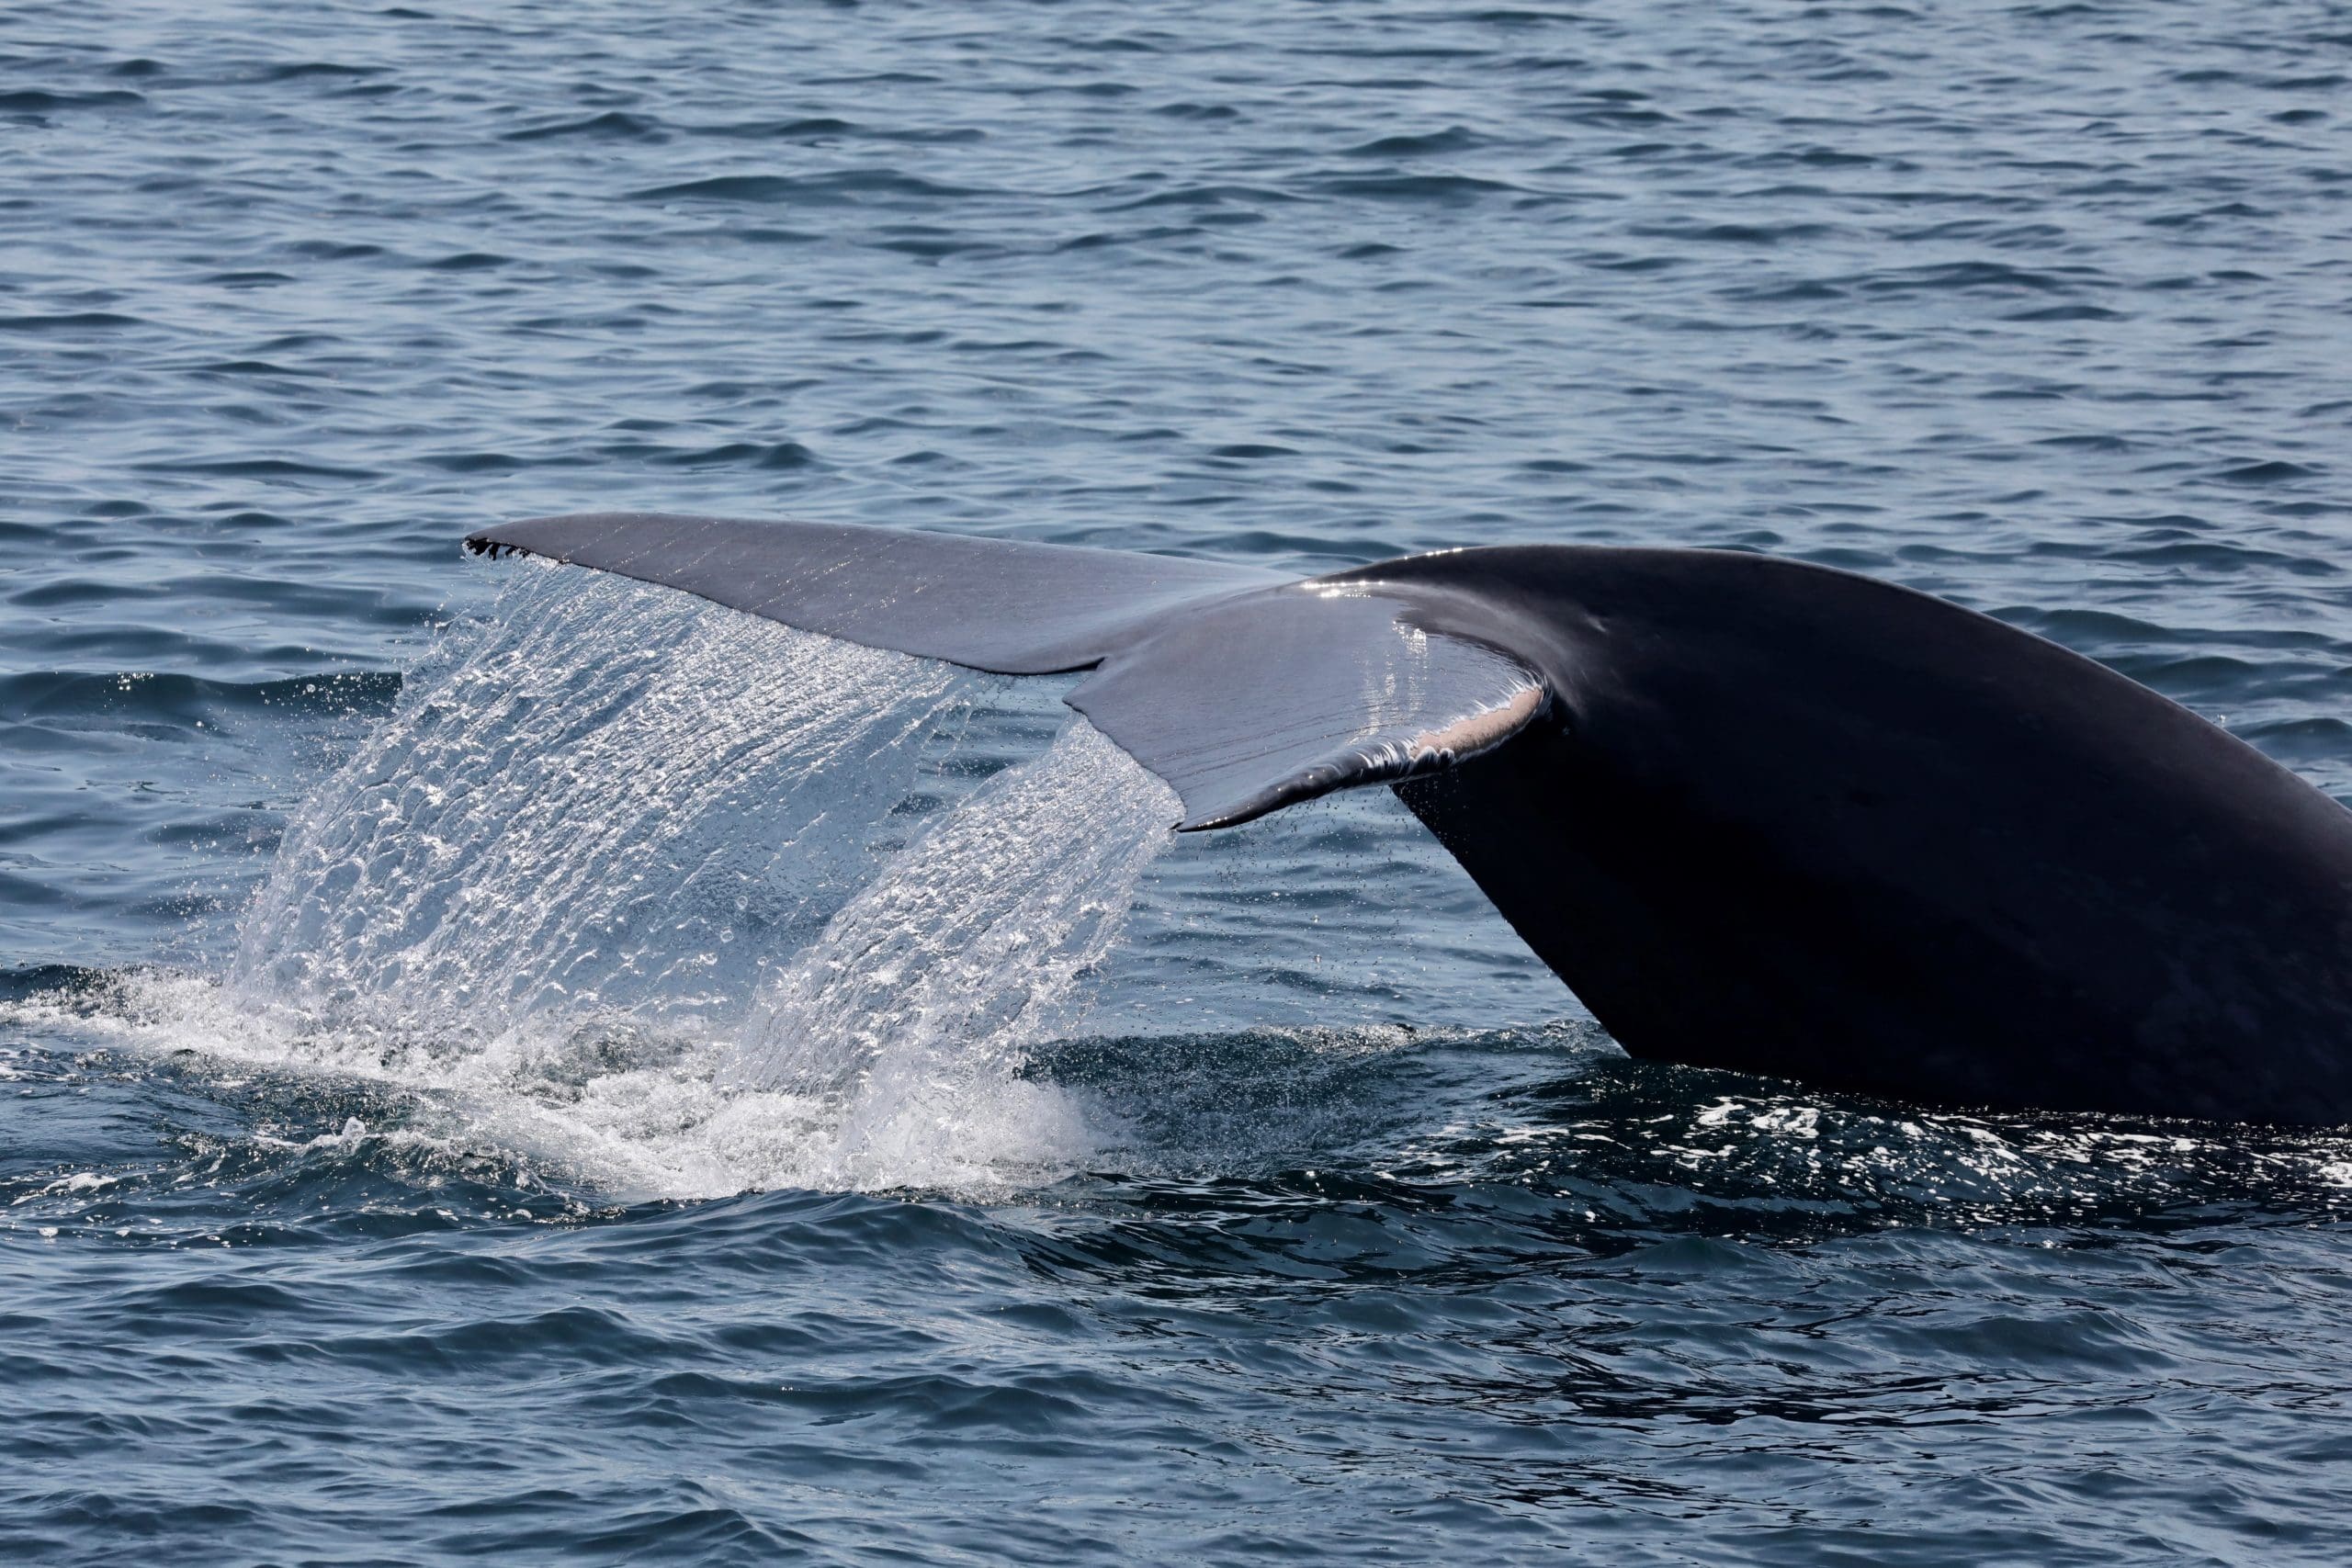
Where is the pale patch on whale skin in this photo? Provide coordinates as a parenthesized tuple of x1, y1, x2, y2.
(1404, 682, 1546, 765)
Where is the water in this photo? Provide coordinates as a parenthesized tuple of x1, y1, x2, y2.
(6, 2, 2352, 1562)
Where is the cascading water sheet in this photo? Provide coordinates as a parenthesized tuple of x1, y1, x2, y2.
(730, 718, 1179, 1184)
(231, 564, 964, 1039)
(157, 564, 1184, 1196)
(483, 716, 1178, 1195)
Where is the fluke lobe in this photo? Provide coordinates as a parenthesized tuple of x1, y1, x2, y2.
(466, 513, 2352, 1127)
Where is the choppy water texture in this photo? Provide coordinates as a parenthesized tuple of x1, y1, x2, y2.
(6, 2, 2352, 1562)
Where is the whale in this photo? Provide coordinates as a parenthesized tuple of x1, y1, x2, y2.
(464, 513, 2352, 1127)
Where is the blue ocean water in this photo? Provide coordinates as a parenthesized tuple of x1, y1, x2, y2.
(6, 1, 2352, 1562)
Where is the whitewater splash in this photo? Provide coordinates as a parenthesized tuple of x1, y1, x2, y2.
(76, 566, 1183, 1198)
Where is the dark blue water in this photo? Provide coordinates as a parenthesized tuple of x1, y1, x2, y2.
(7, 2, 2352, 1562)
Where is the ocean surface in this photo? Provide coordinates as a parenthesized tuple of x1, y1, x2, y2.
(6, 2, 2352, 1562)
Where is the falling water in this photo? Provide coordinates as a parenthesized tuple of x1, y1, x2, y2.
(231, 563, 966, 1037)
(730, 718, 1180, 1180)
(171, 563, 1182, 1195)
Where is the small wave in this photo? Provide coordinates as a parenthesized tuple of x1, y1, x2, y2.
(1307, 173, 1521, 203)
(0, 310, 144, 332)
(0, 669, 400, 725)
(254, 62, 382, 82)
(1637, 220, 1839, 245)
(189, 356, 321, 378)
(1023, 1023, 2352, 1246)
(423, 252, 512, 272)
(1105, 183, 1301, 211)
(2004, 302, 2123, 322)
(647, 439, 820, 469)
(1457, 1069, 2352, 1236)
(686, 116, 985, 144)
(200, 270, 297, 288)
(129, 457, 379, 479)
(502, 110, 666, 142)
(2213, 459, 2320, 485)
(631, 172, 983, 206)
(0, 89, 145, 111)
(1340, 127, 1489, 158)
(1151, 100, 1242, 120)
(1856, 259, 2095, 296)
(417, 450, 537, 473)
(278, 241, 381, 261)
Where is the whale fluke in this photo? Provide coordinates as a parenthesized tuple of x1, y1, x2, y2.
(465, 513, 1546, 829)
(466, 513, 2352, 1126)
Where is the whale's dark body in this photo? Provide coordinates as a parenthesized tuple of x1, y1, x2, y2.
(466, 514, 2352, 1126)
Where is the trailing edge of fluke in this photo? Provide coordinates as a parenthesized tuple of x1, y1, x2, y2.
(465, 513, 2352, 1128)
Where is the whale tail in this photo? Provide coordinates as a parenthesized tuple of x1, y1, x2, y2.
(466, 512, 2352, 1126)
